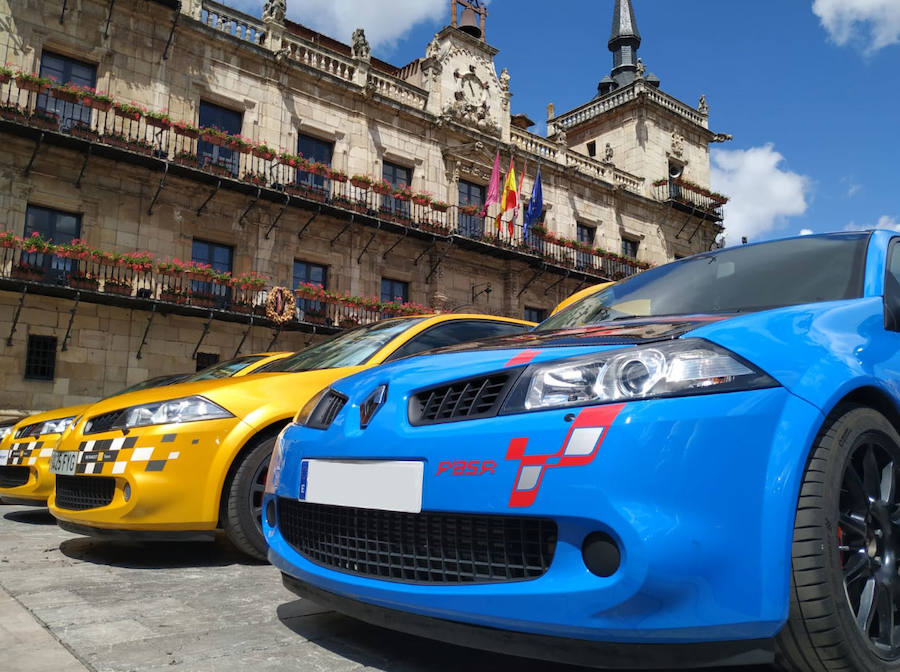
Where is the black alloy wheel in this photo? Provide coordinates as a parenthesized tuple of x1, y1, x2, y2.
(839, 437, 900, 657)
(224, 435, 276, 560)
(777, 405, 900, 672)
(248, 454, 270, 536)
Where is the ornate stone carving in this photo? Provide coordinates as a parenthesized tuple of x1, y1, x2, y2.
(426, 34, 440, 60)
(262, 0, 286, 23)
(499, 67, 510, 92)
(698, 94, 709, 114)
(555, 126, 567, 146)
(604, 142, 614, 162)
(671, 131, 684, 157)
(351, 28, 371, 62)
(710, 133, 733, 143)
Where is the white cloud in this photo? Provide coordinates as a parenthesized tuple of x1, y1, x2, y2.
(878, 215, 900, 230)
(799, 228, 814, 235)
(812, 0, 900, 53)
(224, 0, 448, 51)
(710, 144, 811, 246)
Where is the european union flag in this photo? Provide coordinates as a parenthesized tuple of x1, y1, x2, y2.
(523, 167, 543, 239)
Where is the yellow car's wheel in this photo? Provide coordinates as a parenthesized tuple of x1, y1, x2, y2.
(224, 435, 275, 560)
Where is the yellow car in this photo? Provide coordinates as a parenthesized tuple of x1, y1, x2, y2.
(550, 282, 614, 315)
(0, 353, 289, 507)
(48, 314, 533, 559)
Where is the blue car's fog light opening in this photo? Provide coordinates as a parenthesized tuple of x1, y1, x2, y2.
(582, 531, 621, 577)
(265, 499, 276, 527)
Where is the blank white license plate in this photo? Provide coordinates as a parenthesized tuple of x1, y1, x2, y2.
(299, 460, 423, 513)
(49, 450, 78, 476)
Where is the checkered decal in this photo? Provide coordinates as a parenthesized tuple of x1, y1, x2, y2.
(0, 441, 48, 466)
(74, 434, 182, 475)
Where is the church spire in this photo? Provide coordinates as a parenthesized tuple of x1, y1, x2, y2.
(597, 0, 658, 97)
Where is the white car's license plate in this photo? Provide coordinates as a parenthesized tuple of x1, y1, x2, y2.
(299, 460, 424, 513)
(49, 450, 78, 476)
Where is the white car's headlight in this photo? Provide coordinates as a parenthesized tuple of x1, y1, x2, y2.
(501, 339, 778, 413)
(85, 396, 232, 433)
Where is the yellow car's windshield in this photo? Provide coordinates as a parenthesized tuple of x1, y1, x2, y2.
(181, 355, 268, 381)
(260, 318, 427, 372)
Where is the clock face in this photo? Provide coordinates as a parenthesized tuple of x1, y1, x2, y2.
(460, 73, 486, 106)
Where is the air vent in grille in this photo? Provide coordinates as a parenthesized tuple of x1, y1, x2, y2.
(408, 372, 516, 425)
(84, 410, 123, 435)
(54, 475, 116, 510)
(0, 466, 30, 488)
(278, 500, 556, 584)
(305, 390, 347, 430)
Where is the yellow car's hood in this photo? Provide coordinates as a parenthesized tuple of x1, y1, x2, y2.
(74, 368, 367, 431)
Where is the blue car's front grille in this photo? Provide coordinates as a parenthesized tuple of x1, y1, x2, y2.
(277, 499, 557, 584)
(408, 372, 516, 425)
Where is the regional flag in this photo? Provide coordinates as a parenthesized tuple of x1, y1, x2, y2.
(480, 151, 501, 217)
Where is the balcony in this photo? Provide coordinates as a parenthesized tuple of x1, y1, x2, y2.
(655, 179, 727, 222)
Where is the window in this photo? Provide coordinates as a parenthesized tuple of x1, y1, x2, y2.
(586, 141, 597, 158)
(198, 101, 242, 177)
(24, 205, 82, 280)
(192, 240, 233, 307)
(381, 162, 412, 218)
(458, 179, 486, 238)
(37, 51, 96, 129)
(381, 278, 409, 303)
(386, 320, 531, 361)
(622, 237, 639, 259)
(25, 335, 57, 380)
(293, 260, 328, 315)
(195, 352, 220, 372)
(297, 133, 333, 189)
(524, 307, 547, 323)
(577, 223, 596, 269)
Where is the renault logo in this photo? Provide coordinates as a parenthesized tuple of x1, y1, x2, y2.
(360, 385, 388, 428)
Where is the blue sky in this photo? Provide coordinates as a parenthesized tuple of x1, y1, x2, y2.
(227, 0, 900, 245)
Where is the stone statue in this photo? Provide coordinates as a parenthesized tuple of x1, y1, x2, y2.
(547, 102, 555, 120)
(604, 142, 614, 162)
(636, 58, 646, 77)
(556, 126, 567, 145)
(262, 0, 286, 23)
(499, 67, 510, 92)
(711, 133, 734, 143)
(351, 28, 371, 62)
(426, 34, 440, 60)
(698, 94, 709, 114)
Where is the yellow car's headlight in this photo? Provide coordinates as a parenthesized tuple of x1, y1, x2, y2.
(15, 415, 77, 439)
(84, 396, 233, 433)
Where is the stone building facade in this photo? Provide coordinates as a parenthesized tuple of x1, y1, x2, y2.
(0, 0, 729, 413)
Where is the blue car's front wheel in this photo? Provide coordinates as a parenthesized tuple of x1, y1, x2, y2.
(778, 404, 900, 672)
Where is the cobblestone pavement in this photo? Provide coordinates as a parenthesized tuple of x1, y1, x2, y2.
(0, 502, 775, 672)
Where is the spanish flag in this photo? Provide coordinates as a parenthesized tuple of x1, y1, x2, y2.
(495, 158, 517, 232)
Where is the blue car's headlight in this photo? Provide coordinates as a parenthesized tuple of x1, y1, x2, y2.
(501, 339, 778, 413)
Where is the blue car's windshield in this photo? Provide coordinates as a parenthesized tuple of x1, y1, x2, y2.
(539, 233, 869, 331)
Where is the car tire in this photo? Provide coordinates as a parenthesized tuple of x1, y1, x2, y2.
(224, 435, 274, 561)
(777, 404, 900, 672)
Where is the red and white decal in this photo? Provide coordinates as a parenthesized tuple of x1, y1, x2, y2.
(504, 349, 540, 368)
(504, 404, 624, 507)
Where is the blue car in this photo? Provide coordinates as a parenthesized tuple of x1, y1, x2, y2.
(265, 231, 900, 670)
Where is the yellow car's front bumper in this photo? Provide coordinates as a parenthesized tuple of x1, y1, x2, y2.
(0, 436, 60, 504)
(48, 416, 245, 532)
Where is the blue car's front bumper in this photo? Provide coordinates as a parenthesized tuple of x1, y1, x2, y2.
(265, 385, 823, 664)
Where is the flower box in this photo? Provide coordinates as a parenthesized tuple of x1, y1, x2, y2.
(229, 303, 252, 314)
(430, 202, 449, 213)
(174, 125, 200, 139)
(0, 73, 9, 85)
(190, 295, 215, 308)
(70, 125, 100, 142)
(104, 283, 133, 296)
(160, 290, 184, 304)
(84, 97, 113, 112)
(15, 77, 48, 93)
(305, 313, 327, 325)
(114, 104, 143, 121)
(350, 177, 372, 189)
(68, 278, 99, 291)
(145, 117, 171, 130)
(50, 88, 79, 103)
(252, 149, 276, 161)
(12, 267, 43, 282)
(201, 132, 226, 146)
